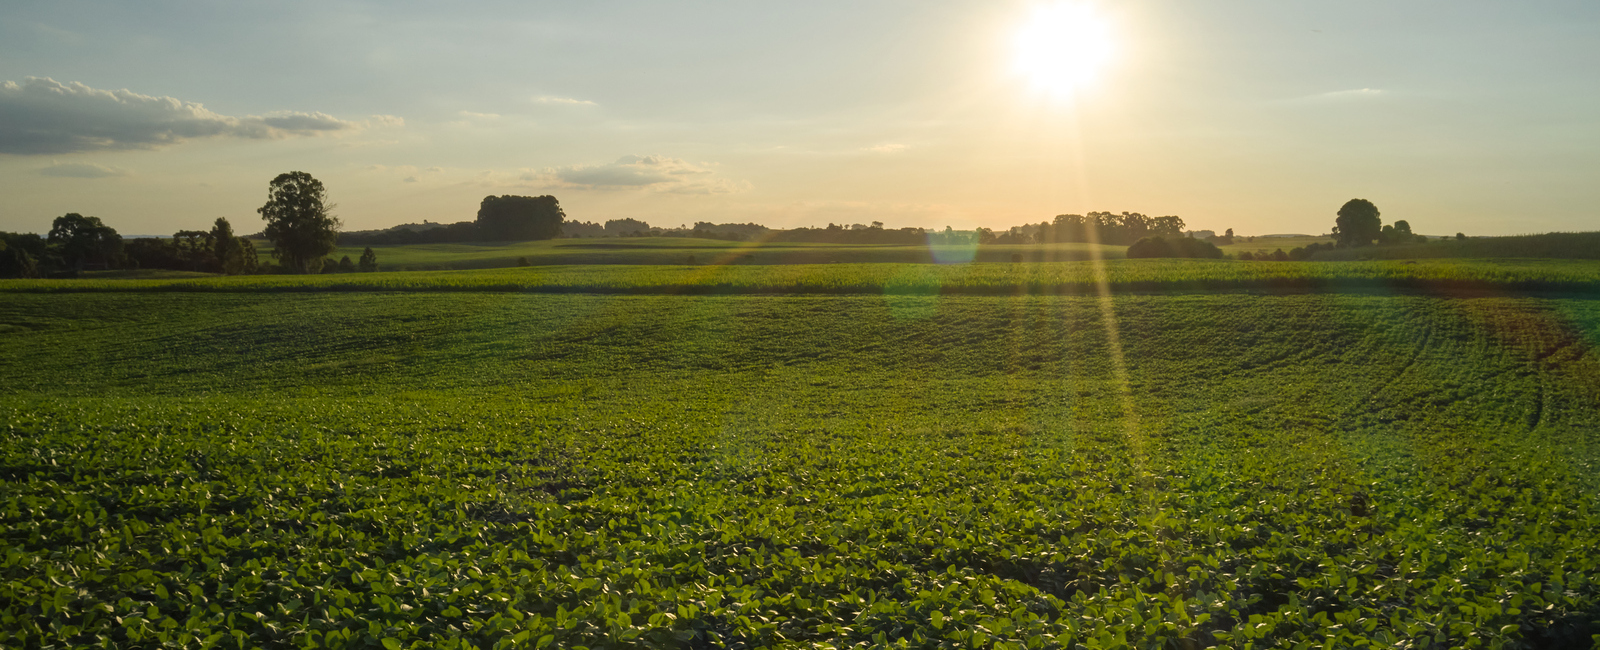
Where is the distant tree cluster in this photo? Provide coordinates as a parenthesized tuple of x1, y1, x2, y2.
(1126, 235, 1224, 259)
(339, 221, 479, 246)
(337, 195, 566, 246)
(554, 218, 768, 240)
(692, 222, 769, 241)
(0, 232, 46, 278)
(124, 218, 259, 274)
(477, 195, 564, 241)
(1, 214, 126, 278)
(561, 221, 606, 237)
(47, 213, 124, 271)
(1332, 199, 1426, 247)
(1038, 212, 1186, 245)
(767, 222, 928, 245)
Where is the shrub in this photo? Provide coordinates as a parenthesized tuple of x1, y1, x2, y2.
(1127, 236, 1223, 259)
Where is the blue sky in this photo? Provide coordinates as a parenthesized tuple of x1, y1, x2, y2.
(2, 0, 1596, 236)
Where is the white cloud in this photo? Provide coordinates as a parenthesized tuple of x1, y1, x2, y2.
(458, 111, 501, 120)
(37, 161, 129, 178)
(0, 77, 375, 154)
(863, 143, 907, 154)
(533, 96, 596, 106)
(522, 155, 747, 194)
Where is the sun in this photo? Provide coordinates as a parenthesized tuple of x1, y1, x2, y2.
(1012, 2, 1115, 100)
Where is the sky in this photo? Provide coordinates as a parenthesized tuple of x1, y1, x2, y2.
(1, 0, 1596, 237)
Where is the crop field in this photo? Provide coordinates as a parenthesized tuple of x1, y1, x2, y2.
(3, 285, 1600, 648)
(258, 238, 1127, 270)
(8, 258, 1600, 296)
(3, 276, 1600, 646)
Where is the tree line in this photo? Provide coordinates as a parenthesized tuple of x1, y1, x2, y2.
(1, 171, 569, 277)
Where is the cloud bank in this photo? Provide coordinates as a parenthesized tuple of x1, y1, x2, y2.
(0, 77, 395, 154)
(524, 155, 747, 194)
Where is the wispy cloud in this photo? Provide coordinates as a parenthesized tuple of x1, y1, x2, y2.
(37, 162, 129, 178)
(533, 95, 596, 106)
(1319, 88, 1385, 99)
(863, 143, 908, 154)
(519, 155, 747, 194)
(0, 77, 390, 154)
(1284, 88, 1388, 104)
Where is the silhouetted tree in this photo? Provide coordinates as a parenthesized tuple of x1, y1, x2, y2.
(337, 255, 355, 272)
(477, 195, 564, 241)
(259, 171, 339, 273)
(173, 230, 216, 271)
(124, 238, 180, 271)
(604, 218, 651, 237)
(48, 213, 122, 270)
(1380, 219, 1426, 246)
(1456, 232, 1467, 241)
(211, 218, 257, 275)
(0, 240, 38, 278)
(358, 247, 378, 272)
(0, 233, 44, 278)
(1332, 199, 1381, 247)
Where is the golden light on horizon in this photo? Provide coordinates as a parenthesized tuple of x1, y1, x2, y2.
(1011, 2, 1115, 100)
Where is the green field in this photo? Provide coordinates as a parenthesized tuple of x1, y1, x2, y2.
(4, 267, 1600, 648)
(262, 238, 1127, 270)
(11, 258, 1600, 296)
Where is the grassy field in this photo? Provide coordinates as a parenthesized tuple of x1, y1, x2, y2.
(262, 237, 1128, 270)
(10, 258, 1600, 296)
(1217, 235, 1334, 257)
(3, 280, 1599, 648)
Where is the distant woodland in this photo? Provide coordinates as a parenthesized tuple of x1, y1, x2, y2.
(4, 171, 1586, 279)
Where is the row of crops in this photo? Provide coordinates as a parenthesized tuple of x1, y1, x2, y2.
(4, 259, 1600, 295)
(3, 291, 1600, 647)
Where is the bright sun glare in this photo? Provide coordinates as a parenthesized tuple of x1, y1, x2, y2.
(1012, 2, 1114, 100)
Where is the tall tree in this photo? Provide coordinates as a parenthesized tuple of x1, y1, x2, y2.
(258, 172, 339, 273)
(477, 195, 565, 241)
(210, 218, 258, 275)
(1332, 199, 1382, 247)
(48, 213, 123, 270)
